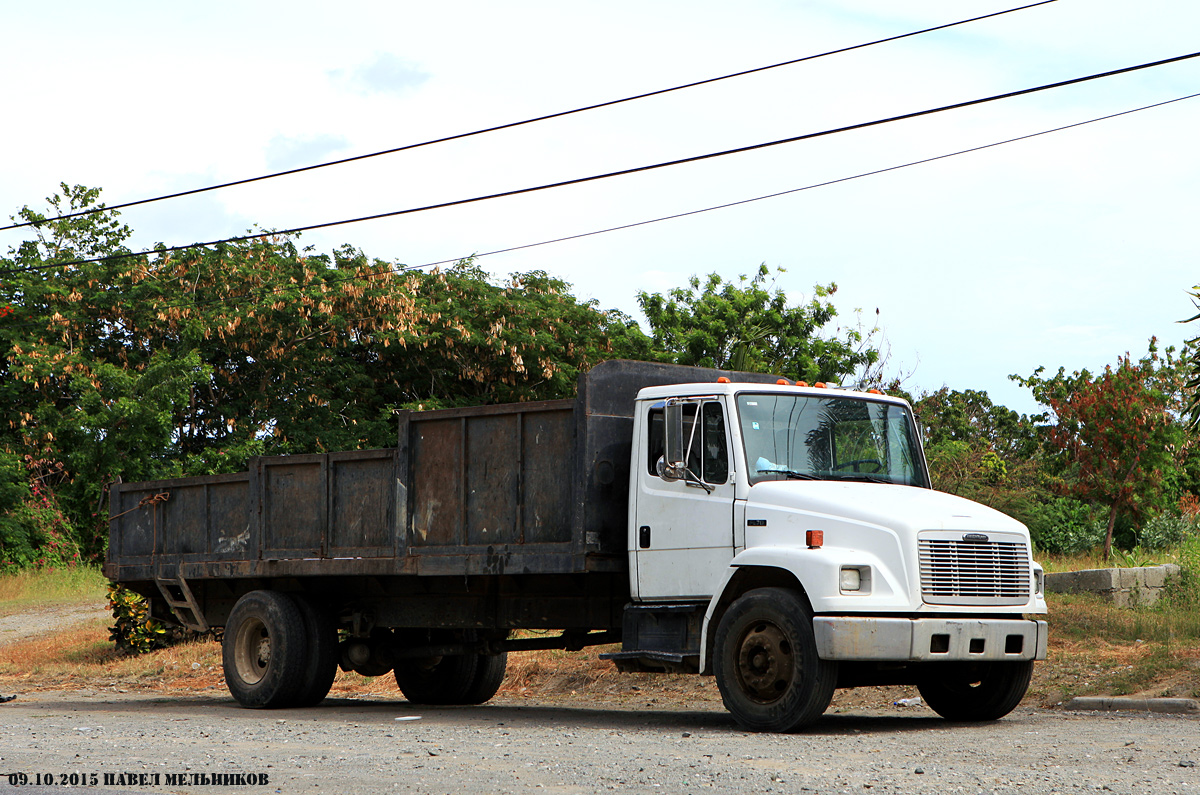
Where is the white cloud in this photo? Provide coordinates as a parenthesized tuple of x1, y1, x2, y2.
(330, 53, 431, 96)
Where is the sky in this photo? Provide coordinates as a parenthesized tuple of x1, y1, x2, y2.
(3, 0, 1198, 416)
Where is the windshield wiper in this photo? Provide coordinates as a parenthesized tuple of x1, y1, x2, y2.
(835, 473, 893, 484)
(758, 469, 820, 481)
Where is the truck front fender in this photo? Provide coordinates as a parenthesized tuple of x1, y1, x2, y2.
(698, 545, 916, 674)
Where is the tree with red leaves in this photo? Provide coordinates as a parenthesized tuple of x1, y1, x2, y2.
(1017, 343, 1184, 557)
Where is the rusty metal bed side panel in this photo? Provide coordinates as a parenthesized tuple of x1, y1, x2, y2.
(107, 472, 252, 580)
(256, 448, 399, 560)
(401, 400, 577, 566)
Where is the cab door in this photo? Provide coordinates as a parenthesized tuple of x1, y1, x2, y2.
(634, 399, 736, 600)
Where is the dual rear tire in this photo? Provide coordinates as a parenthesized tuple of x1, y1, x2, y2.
(223, 590, 338, 709)
(222, 593, 506, 709)
(393, 630, 508, 705)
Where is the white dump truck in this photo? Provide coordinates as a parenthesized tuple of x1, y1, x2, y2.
(107, 360, 1047, 732)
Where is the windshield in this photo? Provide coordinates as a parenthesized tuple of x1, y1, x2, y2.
(736, 393, 928, 487)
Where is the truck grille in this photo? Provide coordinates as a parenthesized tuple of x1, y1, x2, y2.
(919, 538, 1031, 606)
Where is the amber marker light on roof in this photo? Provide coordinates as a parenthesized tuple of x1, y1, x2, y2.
(868, 389, 883, 395)
(776, 379, 789, 385)
(797, 381, 809, 387)
(814, 382, 827, 389)
(717, 376, 731, 383)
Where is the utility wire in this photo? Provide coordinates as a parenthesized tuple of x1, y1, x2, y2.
(0, 1, 1055, 233)
(4, 47, 1197, 277)
(413, 92, 1200, 269)
(2, 89, 1195, 335)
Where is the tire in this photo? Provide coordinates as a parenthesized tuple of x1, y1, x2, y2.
(917, 660, 1034, 722)
(393, 631, 480, 705)
(461, 652, 508, 705)
(713, 587, 837, 733)
(291, 595, 339, 707)
(222, 590, 309, 709)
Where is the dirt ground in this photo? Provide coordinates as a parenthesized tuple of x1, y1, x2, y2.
(1, 690, 1197, 795)
(2, 604, 1198, 720)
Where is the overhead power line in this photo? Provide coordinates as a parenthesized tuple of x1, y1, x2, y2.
(414, 93, 1200, 270)
(4, 46, 1197, 278)
(1, 89, 1196, 334)
(0, 1, 1056, 233)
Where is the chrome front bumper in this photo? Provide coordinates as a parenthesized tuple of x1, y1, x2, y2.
(813, 617, 1048, 662)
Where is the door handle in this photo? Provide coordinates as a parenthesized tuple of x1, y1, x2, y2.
(639, 526, 651, 549)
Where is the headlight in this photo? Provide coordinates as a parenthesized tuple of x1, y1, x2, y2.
(840, 568, 861, 591)
(840, 566, 871, 594)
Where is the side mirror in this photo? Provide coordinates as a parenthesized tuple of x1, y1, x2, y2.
(664, 402, 685, 469)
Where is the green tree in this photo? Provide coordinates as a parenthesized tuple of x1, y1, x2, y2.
(914, 388, 1047, 527)
(1015, 343, 1186, 557)
(914, 387, 1039, 461)
(1, 185, 209, 555)
(636, 264, 879, 384)
(1, 186, 659, 561)
(378, 260, 654, 409)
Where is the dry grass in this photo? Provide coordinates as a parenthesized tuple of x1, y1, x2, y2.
(1037, 550, 1113, 574)
(0, 625, 721, 706)
(0, 622, 226, 693)
(1025, 591, 1200, 704)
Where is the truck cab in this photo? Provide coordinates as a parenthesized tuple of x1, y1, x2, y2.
(614, 378, 1047, 731)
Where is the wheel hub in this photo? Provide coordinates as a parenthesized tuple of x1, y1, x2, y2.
(233, 617, 271, 685)
(735, 621, 795, 704)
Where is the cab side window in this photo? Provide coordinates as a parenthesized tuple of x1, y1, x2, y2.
(702, 402, 728, 483)
(646, 402, 729, 485)
(647, 409, 665, 475)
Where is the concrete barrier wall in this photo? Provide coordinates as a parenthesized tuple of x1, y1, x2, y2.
(1044, 564, 1181, 607)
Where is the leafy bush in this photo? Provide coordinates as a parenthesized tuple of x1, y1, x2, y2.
(1139, 512, 1200, 550)
(1025, 497, 1106, 554)
(1109, 545, 1157, 568)
(0, 453, 82, 571)
(107, 583, 171, 654)
(107, 582, 211, 654)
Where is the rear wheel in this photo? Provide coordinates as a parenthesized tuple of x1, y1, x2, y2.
(291, 595, 339, 707)
(223, 591, 308, 708)
(713, 587, 836, 732)
(461, 652, 508, 705)
(917, 660, 1034, 721)
(393, 630, 480, 705)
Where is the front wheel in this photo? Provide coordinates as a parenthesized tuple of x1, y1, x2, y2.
(713, 587, 837, 732)
(917, 660, 1034, 721)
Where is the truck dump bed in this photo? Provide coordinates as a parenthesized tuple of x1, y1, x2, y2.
(106, 360, 780, 587)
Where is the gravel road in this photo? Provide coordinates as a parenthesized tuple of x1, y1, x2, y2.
(1, 691, 1197, 795)
(0, 603, 109, 646)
